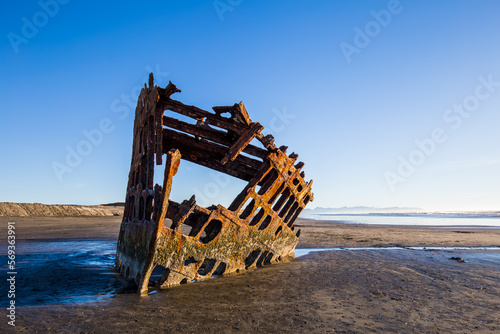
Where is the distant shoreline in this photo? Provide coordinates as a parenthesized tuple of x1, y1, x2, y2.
(312, 212, 500, 218)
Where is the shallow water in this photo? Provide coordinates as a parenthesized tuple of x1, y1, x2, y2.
(0, 240, 119, 306)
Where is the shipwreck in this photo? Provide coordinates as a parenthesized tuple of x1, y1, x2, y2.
(116, 74, 314, 294)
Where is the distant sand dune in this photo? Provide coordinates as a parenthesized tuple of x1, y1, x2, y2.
(0, 202, 123, 217)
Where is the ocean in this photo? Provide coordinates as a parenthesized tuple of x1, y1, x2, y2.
(300, 213, 500, 227)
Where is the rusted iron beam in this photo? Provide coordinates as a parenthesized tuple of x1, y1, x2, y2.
(162, 115, 268, 158)
(212, 102, 251, 125)
(162, 128, 262, 170)
(162, 137, 258, 181)
(164, 99, 249, 135)
(220, 122, 264, 165)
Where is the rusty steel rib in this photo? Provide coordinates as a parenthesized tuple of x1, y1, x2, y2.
(115, 73, 314, 295)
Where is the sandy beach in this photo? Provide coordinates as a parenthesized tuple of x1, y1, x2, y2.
(1, 216, 499, 333)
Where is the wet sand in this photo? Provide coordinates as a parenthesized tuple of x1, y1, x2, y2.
(295, 219, 500, 248)
(1, 217, 499, 333)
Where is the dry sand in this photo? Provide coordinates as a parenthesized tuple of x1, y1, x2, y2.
(0, 217, 499, 333)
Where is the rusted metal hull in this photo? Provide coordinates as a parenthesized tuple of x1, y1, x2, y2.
(116, 74, 314, 294)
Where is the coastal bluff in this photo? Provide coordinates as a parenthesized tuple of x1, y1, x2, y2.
(0, 202, 124, 217)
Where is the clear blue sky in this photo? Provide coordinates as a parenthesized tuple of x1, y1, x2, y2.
(1, 0, 499, 211)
